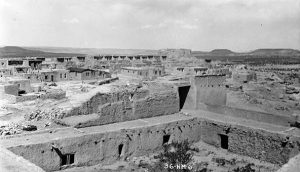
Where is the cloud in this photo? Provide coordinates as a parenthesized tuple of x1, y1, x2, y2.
(140, 24, 153, 29)
(181, 24, 198, 30)
(62, 18, 79, 24)
(0, 0, 299, 50)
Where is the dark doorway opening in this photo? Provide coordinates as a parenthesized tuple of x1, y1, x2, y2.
(51, 75, 54, 82)
(118, 144, 124, 157)
(18, 90, 26, 95)
(61, 154, 75, 166)
(178, 86, 190, 110)
(163, 135, 170, 145)
(219, 134, 228, 149)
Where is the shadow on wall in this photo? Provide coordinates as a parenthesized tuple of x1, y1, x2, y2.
(178, 86, 190, 110)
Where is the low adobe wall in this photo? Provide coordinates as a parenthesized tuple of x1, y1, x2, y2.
(203, 105, 294, 127)
(61, 85, 179, 127)
(4, 114, 300, 171)
(0, 146, 45, 172)
(6, 117, 200, 171)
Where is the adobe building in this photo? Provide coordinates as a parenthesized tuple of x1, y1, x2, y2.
(232, 71, 257, 83)
(120, 66, 165, 80)
(180, 74, 227, 110)
(39, 69, 70, 82)
(68, 67, 111, 81)
(173, 66, 208, 76)
(6, 77, 33, 94)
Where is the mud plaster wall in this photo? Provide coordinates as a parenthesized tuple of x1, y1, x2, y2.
(65, 87, 179, 126)
(200, 119, 300, 165)
(0, 84, 18, 96)
(8, 118, 201, 172)
(7, 117, 300, 171)
(203, 105, 293, 127)
(183, 75, 227, 110)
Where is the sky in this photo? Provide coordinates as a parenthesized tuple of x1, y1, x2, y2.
(0, 0, 299, 51)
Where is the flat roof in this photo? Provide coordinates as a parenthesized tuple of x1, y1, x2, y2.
(1, 109, 299, 148)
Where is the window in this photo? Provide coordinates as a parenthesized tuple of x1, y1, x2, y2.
(61, 154, 75, 166)
(64, 73, 67, 78)
(60, 73, 62, 78)
(45, 75, 48, 80)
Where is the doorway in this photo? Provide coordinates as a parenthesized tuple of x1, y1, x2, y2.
(178, 86, 190, 110)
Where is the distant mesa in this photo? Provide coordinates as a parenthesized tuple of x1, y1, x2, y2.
(249, 49, 300, 56)
(210, 49, 234, 55)
(0, 46, 85, 58)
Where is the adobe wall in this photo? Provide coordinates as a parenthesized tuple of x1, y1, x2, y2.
(64, 86, 179, 126)
(0, 146, 45, 172)
(7, 118, 200, 171)
(0, 84, 19, 96)
(5, 116, 300, 171)
(203, 105, 294, 127)
(182, 75, 227, 109)
(8, 79, 33, 93)
(200, 119, 300, 165)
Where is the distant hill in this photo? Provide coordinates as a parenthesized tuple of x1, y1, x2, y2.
(192, 48, 300, 58)
(249, 49, 300, 56)
(210, 49, 234, 55)
(0, 46, 85, 58)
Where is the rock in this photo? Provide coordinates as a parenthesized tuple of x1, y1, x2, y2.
(279, 94, 284, 99)
(22, 125, 37, 131)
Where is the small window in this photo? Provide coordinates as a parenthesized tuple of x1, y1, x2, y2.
(60, 73, 62, 78)
(45, 75, 48, 80)
(61, 154, 75, 166)
(64, 73, 67, 78)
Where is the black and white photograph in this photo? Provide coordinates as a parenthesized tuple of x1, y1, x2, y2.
(0, 0, 300, 171)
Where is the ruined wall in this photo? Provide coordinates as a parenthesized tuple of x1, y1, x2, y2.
(6, 116, 300, 171)
(0, 84, 18, 96)
(64, 86, 179, 126)
(203, 105, 294, 127)
(7, 118, 200, 171)
(200, 119, 300, 165)
(8, 79, 33, 93)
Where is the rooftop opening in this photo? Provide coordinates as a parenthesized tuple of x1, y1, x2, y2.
(219, 134, 228, 149)
(163, 134, 170, 145)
